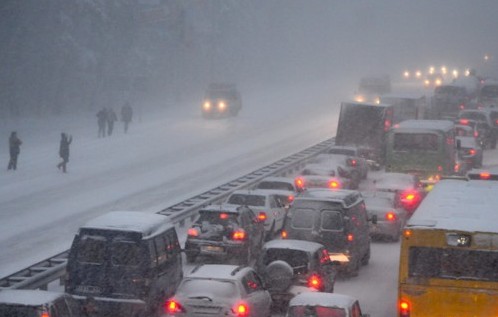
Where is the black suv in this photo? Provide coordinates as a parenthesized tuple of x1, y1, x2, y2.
(255, 239, 338, 311)
(185, 204, 265, 265)
(282, 189, 374, 277)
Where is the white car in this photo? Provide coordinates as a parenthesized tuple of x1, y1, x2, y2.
(226, 189, 289, 236)
(286, 292, 370, 317)
(363, 191, 408, 241)
(165, 265, 272, 317)
(256, 176, 299, 193)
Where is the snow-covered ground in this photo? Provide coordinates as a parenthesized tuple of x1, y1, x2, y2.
(2, 80, 497, 317)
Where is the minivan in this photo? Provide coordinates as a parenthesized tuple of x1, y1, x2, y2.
(281, 189, 374, 277)
(65, 211, 183, 317)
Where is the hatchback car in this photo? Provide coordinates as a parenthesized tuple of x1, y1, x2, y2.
(363, 191, 408, 241)
(326, 146, 369, 179)
(255, 239, 338, 310)
(0, 289, 82, 317)
(164, 265, 272, 317)
(373, 172, 426, 214)
(286, 292, 370, 317)
(185, 204, 265, 265)
(256, 176, 299, 193)
(299, 163, 356, 189)
(225, 189, 288, 237)
(456, 135, 483, 169)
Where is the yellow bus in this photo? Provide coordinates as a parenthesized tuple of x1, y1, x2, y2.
(398, 175, 498, 317)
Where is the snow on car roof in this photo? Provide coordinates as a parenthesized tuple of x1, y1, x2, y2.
(187, 264, 249, 280)
(298, 188, 362, 207)
(263, 239, 324, 252)
(81, 211, 174, 239)
(0, 289, 65, 306)
(407, 179, 498, 233)
(393, 119, 454, 132)
(289, 292, 356, 309)
(201, 204, 242, 213)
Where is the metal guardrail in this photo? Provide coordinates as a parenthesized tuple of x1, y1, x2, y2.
(0, 137, 335, 290)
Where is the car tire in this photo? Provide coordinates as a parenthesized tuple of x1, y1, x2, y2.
(348, 257, 360, 277)
(361, 246, 370, 266)
(264, 260, 293, 292)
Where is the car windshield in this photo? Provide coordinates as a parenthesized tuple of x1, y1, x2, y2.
(76, 235, 106, 264)
(393, 133, 439, 151)
(111, 240, 141, 266)
(227, 194, 266, 207)
(197, 211, 239, 226)
(288, 305, 347, 317)
(179, 279, 238, 298)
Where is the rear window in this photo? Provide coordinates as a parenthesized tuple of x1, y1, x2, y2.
(111, 240, 141, 266)
(257, 181, 294, 191)
(0, 306, 39, 317)
(291, 208, 315, 229)
(197, 211, 239, 226)
(288, 306, 347, 317)
(227, 194, 266, 207)
(393, 133, 439, 151)
(179, 279, 238, 298)
(409, 247, 498, 282)
(76, 235, 106, 264)
(320, 210, 344, 231)
(263, 248, 309, 274)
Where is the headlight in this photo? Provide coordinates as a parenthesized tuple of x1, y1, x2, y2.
(203, 101, 211, 111)
(424, 79, 430, 86)
(218, 101, 226, 111)
(355, 95, 365, 103)
(435, 78, 442, 86)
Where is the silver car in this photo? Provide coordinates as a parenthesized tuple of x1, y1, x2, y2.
(363, 191, 407, 241)
(164, 265, 271, 317)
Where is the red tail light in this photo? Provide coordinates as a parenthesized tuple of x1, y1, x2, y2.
(480, 172, 491, 179)
(41, 311, 50, 317)
(474, 130, 479, 137)
(187, 228, 199, 237)
(219, 213, 229, 220)
(308, 274, 323, 290)
(347, 233, 354, 242)
(295, 177, 305, 190)
(468, 149, 476, 155)
(384, 119, 391, 131)
(437, 165, 443, 172)
(165, 299, 186, 314)
(281, 230, 288, 239)
(495, 119, 498, 126)
(385, 211, 397, 222)
(454, 163, 460, 173)
(399, 299, 410, 317)
(233, 303, 249, 317)
(459, 104, 465, 110)
(231, 229, 246, 241)
(257, 212, 267, 221)
(288, 195, 294, 202)
(459, 118, 469, 125)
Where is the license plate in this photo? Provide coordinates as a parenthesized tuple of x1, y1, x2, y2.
(75, 285, 102, 294)
(201, 245, 224, 253)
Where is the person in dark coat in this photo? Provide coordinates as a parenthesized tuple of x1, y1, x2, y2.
(57, 133, 72, 173)
(96, 108, 107, 138)
(106, 107, 117, 136)
(121, 102, 133, 133)
(7, 131, 22, 170)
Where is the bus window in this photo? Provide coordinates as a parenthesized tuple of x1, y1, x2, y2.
(393, 133, 439, 151)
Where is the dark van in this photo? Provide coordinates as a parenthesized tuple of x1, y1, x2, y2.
(65, 211, 183, 317)
(281, 189, 373, 277)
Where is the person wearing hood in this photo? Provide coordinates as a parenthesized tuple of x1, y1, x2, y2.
(57, 133, 72, 173)
(7, 131, 22, 170)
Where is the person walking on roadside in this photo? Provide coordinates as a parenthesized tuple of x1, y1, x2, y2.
(57, 132, 72, 173)
(106, 107, 117, 136)
(96, 108, 107, 138)
(7, 131, 22, 170)
(121, 102, 133, 133)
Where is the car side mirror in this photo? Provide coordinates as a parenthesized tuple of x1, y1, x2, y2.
(370, 215, 378, 225)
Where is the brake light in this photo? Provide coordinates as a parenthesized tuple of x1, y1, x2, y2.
(437, 165, 443, 172)
(288, 195, 294, 202)
(348, 158, 357, 167)
(347, 233, 354, 242)
(384, 119, 391, 131)
(295, 177, 304, 189)
(219, 213, 229, 220)
(233, 303, 249, 317)
(281, 230, 288, 239)
(468, 149, 476, 155)
(165, 299, 185, 314)
(459, 118, 469, 125)
(454, 162, 460, 173)
(257, 212, 267, 221)
(329, 180, 340, 189)
(399, 299, 410, 317)
(41, 311, 50, 317)
(495, 119, 498, 126)
(187, 228, 199, 237)
(320, 249, 330, 264)
(385, 211, 397, 221)
(480, 172, 491, 179)
(308, 274, 323, 290)
(403, 229, 412, 238)
(231, 229, 246, 240)
(459, 104, 465, 110)
(474, 130, 479, 137)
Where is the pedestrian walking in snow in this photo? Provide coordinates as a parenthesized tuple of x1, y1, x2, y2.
(121, 102, 133, 133)
(96, 108, 107, 138)
(57, 133, 72, 173)
(7, 131, 22, 170)
(106, 107, 117, 136)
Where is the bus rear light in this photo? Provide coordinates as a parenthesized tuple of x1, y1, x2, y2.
(403, 229, 412, 238)
(399, 300, 410, 317)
